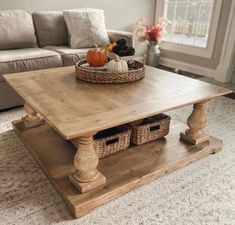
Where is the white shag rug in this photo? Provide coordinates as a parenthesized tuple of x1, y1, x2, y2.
(0, 97, 235, 225)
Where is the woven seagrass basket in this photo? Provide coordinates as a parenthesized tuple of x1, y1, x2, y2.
(94, 125, 131, 158)
(129, 114, 171, 145)
(73, 54, 145, 84)
(71, 125, 131, 158)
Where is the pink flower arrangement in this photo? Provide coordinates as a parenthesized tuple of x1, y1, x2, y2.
(135, 18, 168, 45)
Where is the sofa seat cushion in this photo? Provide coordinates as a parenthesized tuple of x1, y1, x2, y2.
(33, 11, 68, 47)
(0, 10, 37, 50)
(44, 46, 91, 66)
(0, 48, 63, 82)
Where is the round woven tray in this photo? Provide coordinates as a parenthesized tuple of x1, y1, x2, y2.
(74, 56, 145, 84)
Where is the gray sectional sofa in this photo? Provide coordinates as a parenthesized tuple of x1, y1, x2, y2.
(0, 10, 134, 110)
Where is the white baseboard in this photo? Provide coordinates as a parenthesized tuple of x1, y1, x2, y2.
(135, 55, 220, 80)
(159, 57, 216, 78)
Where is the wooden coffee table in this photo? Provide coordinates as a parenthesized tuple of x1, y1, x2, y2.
(4, 66, 232, 218)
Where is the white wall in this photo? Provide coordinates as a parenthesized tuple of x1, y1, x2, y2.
(0, 0, 156, 55)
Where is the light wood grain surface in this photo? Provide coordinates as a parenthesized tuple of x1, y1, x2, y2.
(13, 119, 223, 218)
(4, 66, 232, 139)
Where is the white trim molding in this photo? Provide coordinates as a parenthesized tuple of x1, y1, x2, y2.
(155, 0, 222, 59)
(214, 1, 235, 82)
(159, 57, 215, 78)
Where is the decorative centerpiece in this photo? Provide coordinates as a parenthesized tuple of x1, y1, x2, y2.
(135, 18, 168, 67)
(73, 39, 145, 84)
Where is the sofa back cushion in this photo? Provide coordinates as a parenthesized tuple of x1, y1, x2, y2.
(33, 11, 68, 47)
(0, 10, 37, 50)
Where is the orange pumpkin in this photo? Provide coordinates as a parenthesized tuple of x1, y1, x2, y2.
(87, 46, 107, 67)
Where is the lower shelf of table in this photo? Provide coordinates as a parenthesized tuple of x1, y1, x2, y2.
(13, 119, 223, 219)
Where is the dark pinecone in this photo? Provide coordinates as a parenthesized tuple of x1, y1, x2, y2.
(116, 38, 127, 47)
(113, 46, 135, 56)
(127, 60, 135, 69)
(112, 45, 127, 52)
(127, 60, 142, 70)
(127, 47, 135, 56)
(113, 38, 135, 56)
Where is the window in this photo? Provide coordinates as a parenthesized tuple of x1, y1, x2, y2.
(155, 0, 222, 58)
(164, 0, 214, 47)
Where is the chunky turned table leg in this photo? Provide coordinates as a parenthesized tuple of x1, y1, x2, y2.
(180, 100, 210, 145)
(22, 103, 45, 128)
(69, 135, 106, 193)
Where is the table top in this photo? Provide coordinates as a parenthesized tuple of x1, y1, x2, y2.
(4, 66, 232, 139)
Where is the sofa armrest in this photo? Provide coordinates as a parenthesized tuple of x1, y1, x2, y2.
(107, 29, 134, 47)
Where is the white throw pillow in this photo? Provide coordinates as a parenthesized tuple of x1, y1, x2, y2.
(63, 9, 110, 48)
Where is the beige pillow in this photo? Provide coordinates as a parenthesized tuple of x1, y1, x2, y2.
(63, 9, 110, 48)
